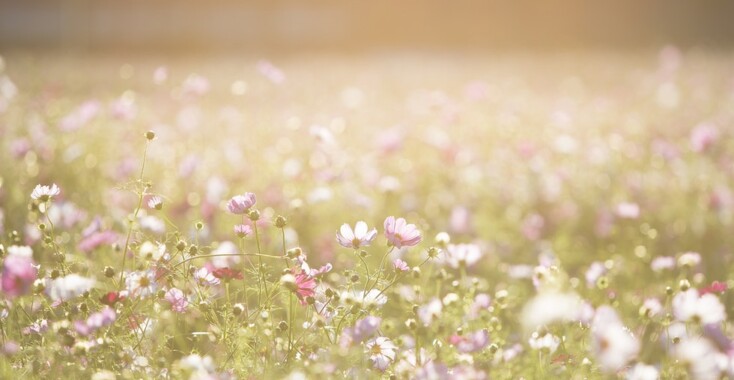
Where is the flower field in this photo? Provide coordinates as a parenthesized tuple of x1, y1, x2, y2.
(1, 50, 734, 379)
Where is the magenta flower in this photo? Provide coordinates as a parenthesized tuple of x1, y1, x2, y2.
(1, 255, 38, 298)
(384, 216, 422, 248)
(292, 270, 316, 305)
(226, 193, 256, 214)
(165, 288, 189, 313)
(336, 221, 377, 249)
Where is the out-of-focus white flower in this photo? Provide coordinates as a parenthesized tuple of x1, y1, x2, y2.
(7, 245, 33, 257)
(194, 267, 220, 286)
(640, 298, 663, 318)
(417, 298, 443, 326)
(678, 252, 702, 268)
(521, 292, 582, 332)
(178, 354, 216, 378)
(626, 362, 660, 380)
(46, 274, 95, 302)
(651, 256, 676, 272)
(672, 289, 726, 325)
(528, 332, 560, 353)
(139, 241, 166, 261)
(340, 289, 388, 308)
(437, 243, 482, 268)
(672, 337, 722, 380)
(591, 306, 639, 373)
(615, 202, 640, 219)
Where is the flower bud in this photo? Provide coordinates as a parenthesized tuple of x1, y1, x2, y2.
(274, 215, 287, 228)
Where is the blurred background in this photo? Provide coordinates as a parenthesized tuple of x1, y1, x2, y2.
(1, 0, 734, 53)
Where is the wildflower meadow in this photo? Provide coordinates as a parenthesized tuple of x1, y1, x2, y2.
(1, 49, 734, 379)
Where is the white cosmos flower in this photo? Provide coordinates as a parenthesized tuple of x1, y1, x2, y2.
(437, 243, 483, 268)
(521, 292, 582, 332)
(673, 289, 726, 325)
(626, 363, 660, 380)
(591, 306, 640, 373)
(31, 184, 61, 201)
(7, 245, 33, 257)
(178, 354, 216, 377)
(46, 274, 95, 302)
(335, 221, 377, 249)
(365, 337, 397, 371)
(139, 241, 166, 261)
(340, 289, 388, 308)
(529, 332, 560, 353)
(125, 270, 157, 298)
(417, 298, 443, 326)
(673, 337, 722, 380)
(194, 267, 220, 286)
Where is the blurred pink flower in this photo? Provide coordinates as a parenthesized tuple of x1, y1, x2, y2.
(294, 271, 316, 304)
(384, 216, 422, 248)
(449, 329, 489, 353)
(182, 74, 210, 97)
(257, 60, 286, 84)
(74, 307, 116, 336)
(615, 202, 640, 219)
(153, 66, 168, 84)
(521, 213, 545, 241)
(226, 193, 256, 214)
(450, 206, 472, 234)
(1, 255, 38, 298)
(165, 288, 189, 313)
(336, 221, 377, 249)
(234, 224, 252, 238)
(690, 123, 719, 153)
(78, 230, 119, 254)
(393, 259, 409, 272)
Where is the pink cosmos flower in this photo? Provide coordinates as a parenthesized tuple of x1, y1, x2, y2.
(340, 316, 381, 349)
(336, 221, 377, 249)
(77, 230, 118, 254)
(384, 216, 422, 248)
(75, 307, 116, 336)
(449, 329, 489, 353)
(165, 288, 189, 313)
(700, 281, 727, 296)
(30, 184, 60, 202)
(393, 259, 409, 272)
(1, 255, 38, 298)
(291, 269, 316, 305)
(690, 123, 719, 153)
(234, 224, 252, 238)
(226, 193, 256, 214)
